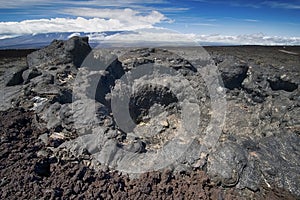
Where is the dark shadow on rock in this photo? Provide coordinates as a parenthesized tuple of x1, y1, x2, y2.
(34, 158, 51, 177)
(94, 60, 124, 107)
(52, 89, 73, 104)
(129, 84, 178, 123)
(268, 78, 298, 92)
(218, 60, 249, 89)
(5, 65, 28, 86)
(79, 49, 125, 108)
(22, 67, 42, 83)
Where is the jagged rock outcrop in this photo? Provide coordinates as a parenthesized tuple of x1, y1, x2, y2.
(27, 36, 91, 68)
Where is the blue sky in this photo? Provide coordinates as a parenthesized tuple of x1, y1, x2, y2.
(0, 0, 300, 45)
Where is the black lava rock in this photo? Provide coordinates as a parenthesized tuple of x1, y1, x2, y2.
(218, 59, 249, 89)
(27, 36, 91, 68)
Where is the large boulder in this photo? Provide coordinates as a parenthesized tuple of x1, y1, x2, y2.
(27, 36, 91, 68)
(4, 65, 28, 87)
(207, 133, 300, 196)
(218, 58, 249, 89)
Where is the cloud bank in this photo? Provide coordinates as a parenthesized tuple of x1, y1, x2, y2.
(195, 33, 300, 45)
(0, 9, 166, 37)
(89, 31, 300, 46)
(89, 29, 197, 47)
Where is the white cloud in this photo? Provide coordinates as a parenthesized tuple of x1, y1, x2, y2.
(0, 0, 167, 8)
(90, 28, 198, 47)
(196, 33, 300, 45)
(0, 9, 167, 37)
(62, 8, 168, 25)
(263, 1, 300, 9)
(0, 0, 59, 8)
(1, 26, 300, 46)
(85, 30, 300, 46)
(68, 32, 81, 38)
(0, 18, 117, 36)
(243, 19, 260, 22)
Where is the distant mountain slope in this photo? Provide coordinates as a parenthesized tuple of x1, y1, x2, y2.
(0, 31, 241, 49)
(0, 31, 127, 49)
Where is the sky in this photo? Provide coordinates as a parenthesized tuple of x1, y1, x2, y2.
(0, 0, 300, 45)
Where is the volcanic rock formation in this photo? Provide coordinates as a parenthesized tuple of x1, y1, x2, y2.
(0, 37, 299, 199)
